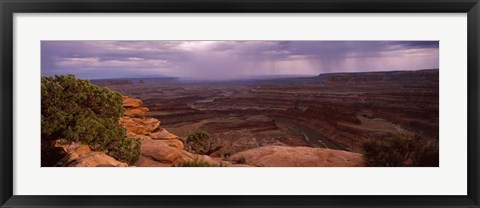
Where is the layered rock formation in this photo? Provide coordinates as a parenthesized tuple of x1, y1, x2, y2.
(122, 95, 149, 117)
(120, 96, 185, 149)
(120, 96, 224, 167)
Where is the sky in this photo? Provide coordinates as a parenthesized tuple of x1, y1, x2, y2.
(41, 41, 439, 80)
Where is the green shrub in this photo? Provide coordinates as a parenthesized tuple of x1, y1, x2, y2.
(186, 129, 216, 155)
(41, 74, 140, 165)
(108, 139, 142, 166)
(174, 158, 225, 167)
(361, 129, 439, 167)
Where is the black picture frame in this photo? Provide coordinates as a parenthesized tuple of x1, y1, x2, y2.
(1, 0, 479, 207)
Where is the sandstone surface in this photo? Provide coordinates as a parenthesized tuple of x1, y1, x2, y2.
(119, 117, 160, 134)
(230, 146, 364, 167)
(67, 152, 128, 167)
(122, 96, 143, 107)
(55, 143, 128, 167)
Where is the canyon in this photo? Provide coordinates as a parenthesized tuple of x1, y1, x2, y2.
(95, 68, 439, 157)
(49, 69, 438, 167)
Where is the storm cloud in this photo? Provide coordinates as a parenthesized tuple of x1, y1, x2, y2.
(41, 41, 439, 80)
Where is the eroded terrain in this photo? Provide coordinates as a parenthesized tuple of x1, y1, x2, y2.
(94, 69, 439, 155)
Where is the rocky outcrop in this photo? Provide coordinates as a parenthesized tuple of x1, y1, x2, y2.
(123, 96, 148, 117)
(139, 139, 192, 166)
(125, 107, 149, 117)
(121, 96, 185, 147)
(123, 96, 143, 108)
(54, 95, 226, 167)
(121, 96, 222, 167)
(229, 146, 364, 167)
(67, 152, 129, 167)
(119, 117, 160, 135)
(139, 137, 224, 167)
(148, 128, 180, 140)
(55, 142, 128, 167)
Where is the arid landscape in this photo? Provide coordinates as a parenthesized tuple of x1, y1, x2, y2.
(41, 40, 440, 167)
(94, 68, 439, 156)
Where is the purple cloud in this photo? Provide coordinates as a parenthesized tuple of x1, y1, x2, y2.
(41, 41, 439, 80)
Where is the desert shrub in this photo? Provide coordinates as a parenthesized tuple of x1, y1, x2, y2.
(219, 147, 234, 159)
(174, 158, 225, 167)
(185, 129, 218, 155)
(41, 74, 141, 165)
(361, 129, 439, 167)
(108, 139, 142, 166)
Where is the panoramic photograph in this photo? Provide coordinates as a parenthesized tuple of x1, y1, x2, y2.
(41, 41, 439, 167)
